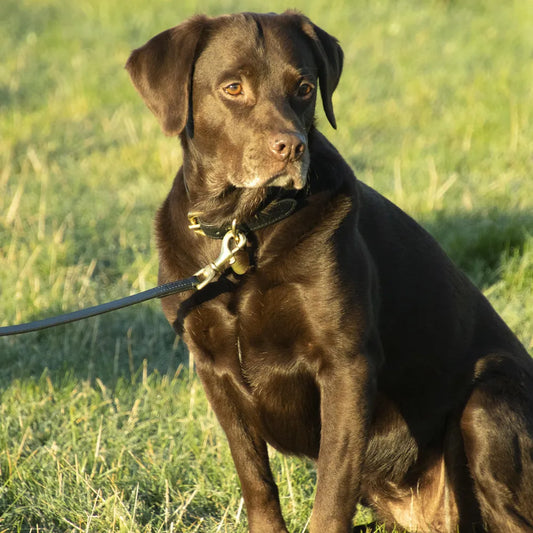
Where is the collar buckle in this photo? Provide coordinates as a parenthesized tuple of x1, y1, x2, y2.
(187, 212, 206, 236)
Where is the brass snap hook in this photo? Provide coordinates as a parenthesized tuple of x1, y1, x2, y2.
(194, 226, 248, 290)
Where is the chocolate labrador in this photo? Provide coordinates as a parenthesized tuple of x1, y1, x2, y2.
(126, 11, 533, 533)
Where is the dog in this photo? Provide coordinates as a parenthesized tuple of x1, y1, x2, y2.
(126, 11, 533, 533)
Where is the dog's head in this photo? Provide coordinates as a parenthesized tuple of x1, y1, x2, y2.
(126, 11, 342, 215)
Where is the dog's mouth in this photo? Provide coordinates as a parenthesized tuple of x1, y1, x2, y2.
(268, 170, 307, 190)
(236, 160, 309, 191)
(241, 172, 305, 190)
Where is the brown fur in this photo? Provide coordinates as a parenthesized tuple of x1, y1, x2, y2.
(126, 11, 533, 533)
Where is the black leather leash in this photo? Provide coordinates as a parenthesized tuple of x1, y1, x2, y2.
(0, 277, 200, 337)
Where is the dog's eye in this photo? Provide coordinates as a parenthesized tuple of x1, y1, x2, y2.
(224, 83, 243, 96)
(295, 81, 314, 98)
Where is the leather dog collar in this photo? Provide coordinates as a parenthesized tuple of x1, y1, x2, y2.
(188, 196, 304, 239)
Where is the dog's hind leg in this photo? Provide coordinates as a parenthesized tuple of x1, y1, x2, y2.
(460, 354, 533, 532)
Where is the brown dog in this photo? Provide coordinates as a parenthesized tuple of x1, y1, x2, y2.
(126, 11, 533, 533)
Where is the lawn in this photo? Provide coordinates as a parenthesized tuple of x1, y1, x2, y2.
(0, 0, 532, 531)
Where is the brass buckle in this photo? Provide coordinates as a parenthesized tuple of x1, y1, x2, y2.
(187, 212, 205, 236)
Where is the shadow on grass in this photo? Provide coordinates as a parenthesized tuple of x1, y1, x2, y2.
(422, 207, 532, 289)
(0, 302, 185, 388)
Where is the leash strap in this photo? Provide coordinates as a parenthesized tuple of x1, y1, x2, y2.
(0, 276, 199, 337)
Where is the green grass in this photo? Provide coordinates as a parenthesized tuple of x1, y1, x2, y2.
(0, 0, 532, 531)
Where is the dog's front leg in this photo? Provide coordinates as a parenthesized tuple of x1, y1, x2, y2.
(196, 362, 289, 533)
(309, 355, 376, 533)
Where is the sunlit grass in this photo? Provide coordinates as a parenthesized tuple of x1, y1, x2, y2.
(0, 0, 532, 531)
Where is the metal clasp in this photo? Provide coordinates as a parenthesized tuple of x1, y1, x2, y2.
(187, 212, 205, 235)
(194, 223, 247, 290)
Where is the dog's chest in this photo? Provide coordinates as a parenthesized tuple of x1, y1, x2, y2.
(239, 334, 322, 457)
(190, 274, 334, 457)
(237, 343, 322, 457)
(231, 277, 345, 456)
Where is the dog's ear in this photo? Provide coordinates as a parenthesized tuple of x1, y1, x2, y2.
(299, 17, 343, 129)
(125, 16, 208, 136)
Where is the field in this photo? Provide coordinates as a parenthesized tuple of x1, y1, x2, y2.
(1, 0, 532, 531)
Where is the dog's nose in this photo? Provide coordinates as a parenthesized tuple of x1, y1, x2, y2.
(270, 133, 306, 162)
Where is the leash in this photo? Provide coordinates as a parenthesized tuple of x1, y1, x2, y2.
(0, 277, 200, 336)
(0, 226, 247, 337)
(0, 194, 305, 337)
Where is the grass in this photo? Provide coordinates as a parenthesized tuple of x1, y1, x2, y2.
(0, 0, 532, 531)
